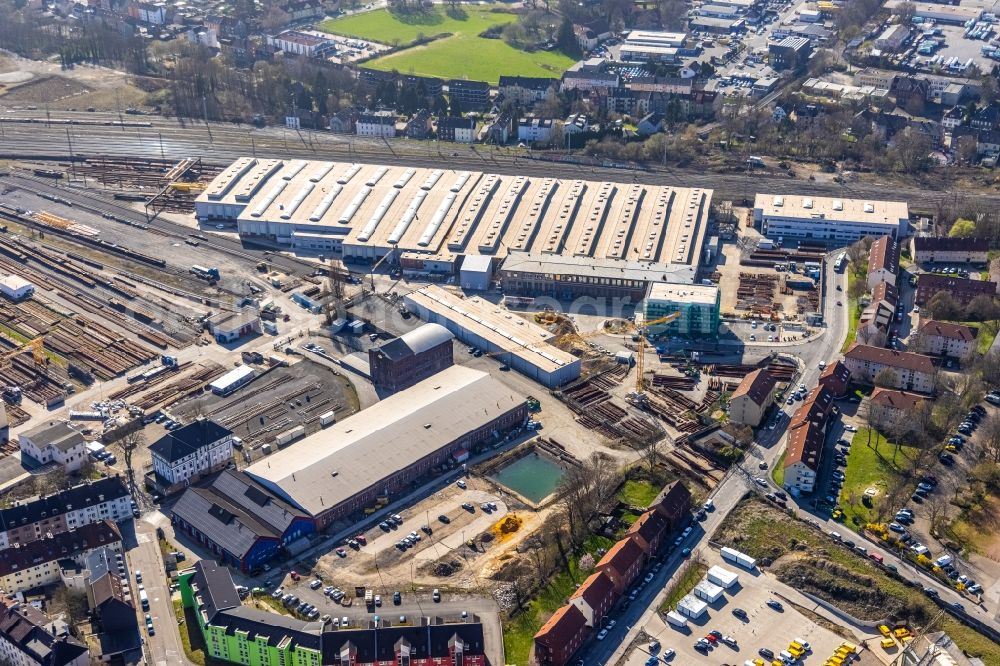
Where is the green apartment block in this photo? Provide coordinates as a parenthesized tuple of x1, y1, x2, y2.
(641, 282, 721, 340)
(180, 562, 323, 666)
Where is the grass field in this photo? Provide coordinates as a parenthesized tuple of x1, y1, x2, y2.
(841, 259, 868, 353)
(318, 5, 574, 82)
(839, 429, 920, 528)
(502, 535, 614, 665)
(975, 321, 999, 354)
(620, 479, 660, 508)
(660, 560, 707, 612)
(771, 451, 786, 488)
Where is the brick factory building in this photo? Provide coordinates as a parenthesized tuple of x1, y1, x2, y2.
(368, 323, 455, 394)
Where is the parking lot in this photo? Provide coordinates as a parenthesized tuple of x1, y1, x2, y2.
(622, 548, 873, 666)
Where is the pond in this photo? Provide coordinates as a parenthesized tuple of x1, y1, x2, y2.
(489, 451, 565, 504)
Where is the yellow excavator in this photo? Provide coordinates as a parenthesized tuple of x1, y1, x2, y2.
(635, 311, 681, 395)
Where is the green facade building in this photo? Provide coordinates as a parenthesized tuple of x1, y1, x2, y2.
(641, 282, 721, 340)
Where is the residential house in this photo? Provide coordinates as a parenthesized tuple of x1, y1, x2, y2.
(650, 480, 691, 531)
(281, 0, 325, 21)
(728, 368, 776, 427)
(782, 387, 834, 493)
(355, 111, 396, 138)
(942, 106, 964, 131)
(868, 388, 926, 425)
(843, 343, 936, 393)
(916, 273, 997, 307)
(892, 75, 929, 107)
(404, 109, 433, 139)
(148, 418, 235, 490)
(480, 111, 514, 144)
(817, 360, 851, 397)
(970, 104, 1000, 131)
(0, 601, 89, 666)
(910, 237, 989, 264)
(498, 76, 557, 106)
(18, 420, 86, 473)
(637, 112, 664, 135)
(436, 116, 476, 143)
(561, 58, 621, 94)
(567, 570, 616, 628)
(857, 280, 898, 343)
(85, 548, 141, 662)
(0, 521, 122, 592)
(447, 79, 490, 112)
(517, 116, 555, 143)
(855, 68, 897, 90)
(595, 536, 645, 594)
(625, 510, 669, 554)
(170, 469, 314, 573)
(533, 604, 588, 666)
(867, 235, 900, 289)
(328, 108, 357, 134)
(917, 320, 977, 358)
(951, 127, 1000, 158)
(0, 476, 131, 549)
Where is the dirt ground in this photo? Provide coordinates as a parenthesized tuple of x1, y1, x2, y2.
(712, 236, 818, 322)
(309, 473, 558, 594)
(0, 56, 154, 111)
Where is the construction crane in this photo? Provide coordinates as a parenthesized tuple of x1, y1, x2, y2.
(0, 335, 47, 369)
(635, 312, 681, 395)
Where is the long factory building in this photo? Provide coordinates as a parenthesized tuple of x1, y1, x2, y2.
(195, 158, 712, 298)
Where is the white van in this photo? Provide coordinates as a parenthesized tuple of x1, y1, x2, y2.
(779, 650, 796, 664)
(139, 590, 149, 610)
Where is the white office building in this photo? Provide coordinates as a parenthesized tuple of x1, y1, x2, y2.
(754, 194, 908, 243)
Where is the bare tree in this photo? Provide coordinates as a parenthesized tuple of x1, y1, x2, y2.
(874, 367, 899, 389)
(982, 414, 1000, 464)
(925, 494, 951, 537)
(113, 430, 145, 500)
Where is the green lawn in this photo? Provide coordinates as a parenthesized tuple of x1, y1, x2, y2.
(619, 479, 660, 508)
(502, 535, 614, 665)
(660, 561, 707, 612)
(771, 451, 786, 488)
(838, 429, 920, 528)
(975, 321, 999, 354)
(319, 5, 573, 82)
(840, 262, 867, 353)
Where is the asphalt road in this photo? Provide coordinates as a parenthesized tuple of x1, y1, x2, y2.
(0, 111, 995, 211)
(127, 517, 188, 666)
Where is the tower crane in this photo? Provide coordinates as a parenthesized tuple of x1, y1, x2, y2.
(0, 335, 47, 370)
(635, 311, 681, 395)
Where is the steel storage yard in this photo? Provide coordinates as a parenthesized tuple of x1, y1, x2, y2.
(403, 285, 581, 388)
(195, 158, 712, 295)
(242, 365, 527, 527)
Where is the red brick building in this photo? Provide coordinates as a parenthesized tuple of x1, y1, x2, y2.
(626, 510, 669, 555)
(595, 536, 646, 594)
(650, 481, 692, 532)
(533, 604, 588, 666)
(568, 570, 617, 627)
(368, 323, 455, 393)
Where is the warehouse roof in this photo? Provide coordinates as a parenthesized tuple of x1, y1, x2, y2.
(243, 366, 524, 516)
(645, 282, 719, 306)
(0, 275, 32, 290)
(754, 193, 908, 225)
(501, 252, 699, 283)
(403, 286, 578, 374)
(198, 158, 710, 270)
(149, 419, 233, 464)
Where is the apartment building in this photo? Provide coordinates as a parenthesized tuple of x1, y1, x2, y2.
(843, 344, 936, 393)
(18, 421, 87, 473)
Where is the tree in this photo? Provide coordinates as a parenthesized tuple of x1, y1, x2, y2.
(948, 218, 977, 238)
(875, 368, 899, 388)
(578, 552, 595, 572)
(556, 18, 581, 58)
(982, 414, 1000, 463)
(113, 430, 145, 500)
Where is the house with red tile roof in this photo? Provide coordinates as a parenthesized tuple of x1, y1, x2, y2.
(534, 604, 588, 666)
(817, 360, 851, 398)
(626, 510, 669, 555)
(595, 536, 646, 595)
(568, 570, 616, 627)
(867, 236, 900, 289)
(918, 320, 977, 358)
(729, 369, 777, 427)
(782, 386, 835, 494)
(650, 481, 691, 531)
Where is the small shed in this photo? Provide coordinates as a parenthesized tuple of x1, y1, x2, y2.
(707, 565, 739, 589)
(694, 580, 725, 603)
(615, 350, 635, 365)
(664, 610, 688, 627)
(677, 594, 708, 619)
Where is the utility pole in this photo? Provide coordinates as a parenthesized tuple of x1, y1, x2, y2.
(202, 95, 213, 142)
(65, 127, 76, 181)
(158, 132, 165, 161)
